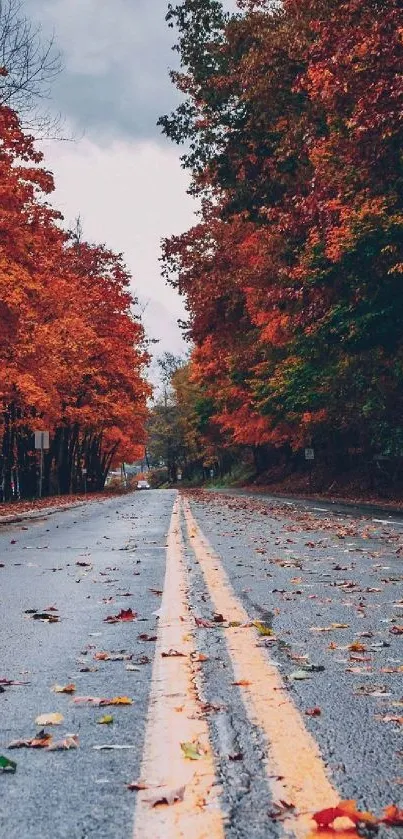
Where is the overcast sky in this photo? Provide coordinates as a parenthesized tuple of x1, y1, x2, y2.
(27, 0, 237, 366)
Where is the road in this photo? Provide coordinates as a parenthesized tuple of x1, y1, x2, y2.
(0, 489, 402, 839)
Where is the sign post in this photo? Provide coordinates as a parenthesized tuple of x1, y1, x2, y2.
(304, 447, 315, 492)
(34, 431, 50, 499)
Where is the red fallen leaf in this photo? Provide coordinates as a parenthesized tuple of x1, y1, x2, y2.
(381, 805, 403, 826)
(161, 649, 186, 657)
(195, 616, 215, 628)
(137, 634, 157, 642)
(305, 707, 321, 717)
(104, 609, 136, 623)
(313, 806, 345, 827)
(313, 800, 378, 828)
(390, 626, 403, 635)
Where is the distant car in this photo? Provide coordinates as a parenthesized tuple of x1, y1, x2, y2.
(137, 479, 150, 490)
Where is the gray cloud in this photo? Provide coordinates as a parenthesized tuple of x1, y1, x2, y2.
(29, 0, 237, 143)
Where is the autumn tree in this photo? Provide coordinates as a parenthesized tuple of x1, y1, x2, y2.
(0, 98, 150, 500)
(161, 0, 403, 488)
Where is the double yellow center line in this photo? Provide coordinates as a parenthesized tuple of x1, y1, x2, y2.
(133, 495, 354, 839)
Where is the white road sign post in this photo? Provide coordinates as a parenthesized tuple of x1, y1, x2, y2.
(35, 431, 50, 499)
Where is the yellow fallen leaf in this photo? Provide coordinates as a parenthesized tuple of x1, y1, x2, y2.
(252, 621, 273, 637)
(35, 712, 64, 726)
(97, 715, 114, 725)
(181, 741, 203, 760)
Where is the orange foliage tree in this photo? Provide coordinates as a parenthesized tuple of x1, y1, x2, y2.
(0, 101, 150, 500)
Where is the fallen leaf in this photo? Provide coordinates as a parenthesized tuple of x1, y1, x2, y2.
(253, 621, 273, 637)
(127, 780, 148, 791)
(193, 652, 209, 662)
(268, 800, 295, 821)
(8, 730, 53, 749)
(94, 652, 132, 662)
(161, 649, 186, 658)
(97, 715, 114, 725)
(289, 670, 311, 681)
(180, 741, 203, 760)
(232, 679, 251, 687)
(100, 696, 133, 706)
(381, 805, 403, 826)
(311, 624, 349, 632)
(52, 683, 76, 694)
(349, 642, 367, 652)
(29, 612, 59, 623)
(0, 755, 17, 772)
(390, 626, 403, 635)
(48, 735, 79, 751)
(313, 800, 378, 828)
(137, 634, 157, 642)
(35, 713, 64, 726)
(194, 616, 215, 628)
(104, 609, 136, 623)
(147, 785, 186, 807)
(305, 707, 321, 716)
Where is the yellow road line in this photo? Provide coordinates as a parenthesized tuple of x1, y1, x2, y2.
(183, 496, 355, 839)
(132, 497, 224, 839)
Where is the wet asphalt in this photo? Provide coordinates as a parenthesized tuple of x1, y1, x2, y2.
(185, 490, 403, 836)
(0, 490, 175, 839)
(0, 488, 402, 839)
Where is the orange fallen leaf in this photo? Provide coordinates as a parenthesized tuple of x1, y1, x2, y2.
(313, 800, 378, 828)
(381, 805, 403, 825)
(8, 730, 53, 749)
(52, 683, 76, 694)
(232, 679, 251, 687)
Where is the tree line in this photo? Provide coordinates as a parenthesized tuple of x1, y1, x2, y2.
(155, 0, 403, 492)
(0, 2, 149, 501)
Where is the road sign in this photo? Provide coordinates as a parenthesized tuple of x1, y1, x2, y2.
(35, 431, 50, 450)
(304, 448, 315, 461)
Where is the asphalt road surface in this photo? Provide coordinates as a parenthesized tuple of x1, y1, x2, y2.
(0, 489, 402, 839)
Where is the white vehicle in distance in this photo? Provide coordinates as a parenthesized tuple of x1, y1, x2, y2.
(137, 479, 150, 490)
